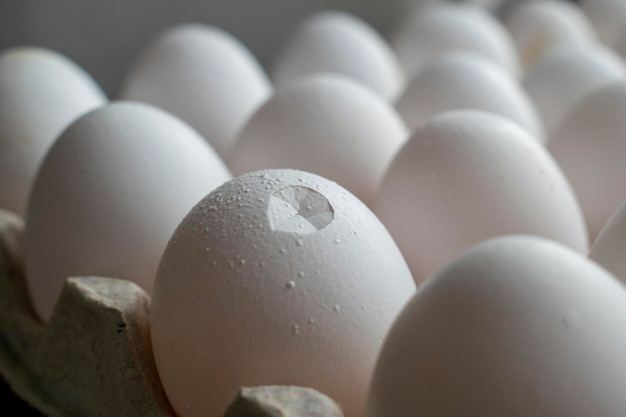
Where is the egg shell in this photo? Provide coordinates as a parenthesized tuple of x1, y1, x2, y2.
(0, 47, 106, 217)
(271, 11, 405, 101)
(523, 44, 625, 136)
(396, 52, 543, 141)
(582, 0, 626, 47)
(504, 0, 596, 70)
(390, 3, 519, 79)
(121, 24, 272, 158)
(368, 235, 626, 417)
(23, 101, 232, 321)
(375, 110, 588, 284)
(548, 81, 626, 240)
(589, 199, 626, 285)
(229, 74, 408, 206)
(150, 169, 416, 417)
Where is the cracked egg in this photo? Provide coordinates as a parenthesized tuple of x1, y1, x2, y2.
(150, 169, 416, 417)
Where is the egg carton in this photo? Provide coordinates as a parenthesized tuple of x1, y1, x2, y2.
(0, 209, 343, 417)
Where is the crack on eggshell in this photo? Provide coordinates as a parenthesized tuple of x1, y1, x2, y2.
(268, 186, 334, 234)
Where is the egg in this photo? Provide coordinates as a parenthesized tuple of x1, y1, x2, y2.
(589, 199, 626, 284)
(549, 81, 626, 240)
(375, 110, 588, 284)
(396, 52, 543, 141)
(150, 169, 416, 417)
(0, 47, 106, 217)
(504, 0, 596, 70)
(229, 74, 408, 206)
(23, 102, 231, 321)
(390, 3, 519, 79)
(523, 44, 625, 137)
(368, 235, 626, 417)
(271, 11, 405, 101)
(581, 0, 626, 47)
(121, 24, 272, 159)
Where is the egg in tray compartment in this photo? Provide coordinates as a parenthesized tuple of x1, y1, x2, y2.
(0, 209, 345, 417)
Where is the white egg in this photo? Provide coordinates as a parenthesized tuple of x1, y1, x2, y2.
(121, 24, 272, 158)
(549, 81, 626, 240)
(375, 110, 588, 284)
(397, 52, 543, 141)
(151, 169, 416, 417)
(229, 74, 408, 206)
(582, 0, 626, 47)
(23, 102, 232, 321)
(369, 235, 626, 417)
(505, 0, 596, 70)
(390, 3, 519, 79)
(272, 11, 405, 101)
(0, 47, 106, 217)
(523, 44, 625, 136)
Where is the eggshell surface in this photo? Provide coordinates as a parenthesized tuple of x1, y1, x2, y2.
(23, 102, 232, 321)
(549, 82, 626, 240)
(0, 47, 106, 217)
(375, 111, 588, 284)
(391, 4, 519, 78)
(505, 0, 596, 70)
(523, 44, 625, 136)
(368, 235, 626, 417)
(396, 52, 543, 140)
(121, 24, 272, 158)
(150, 169, 416, 417)
(229, 75, 408, 205)
(272, 11, 405, 100)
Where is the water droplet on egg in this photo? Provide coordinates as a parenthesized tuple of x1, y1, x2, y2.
(286, 280, 296, 289)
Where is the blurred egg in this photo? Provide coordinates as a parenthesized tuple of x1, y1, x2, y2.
(549, 81, 626, 240)
(121, 24, 272, 158)
(0, 47, 106, 217)
(151, 169, 416, 417)
(504, 0, 596, 70)
(375, 110, 588, 284)
(582, 0, 626, 47)
(368, 235, 626, 417)
(23, 102, 231, 321)
(523, 44, 625, 136)
(589, 199, 626, 284)
(396, 52, 543, 141)
(390, 3, 519, 79)
(271, 11, 405, 100)
(229, 74, 408, 205)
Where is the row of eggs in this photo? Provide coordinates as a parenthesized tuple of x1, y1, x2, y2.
(4, 0, 626, 416)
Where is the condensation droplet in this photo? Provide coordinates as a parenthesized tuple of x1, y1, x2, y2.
(292, 325, 300, 335)
(308, 318, 316, 325)
(296, 239, 303, 247)
(333, 305, 341, 313)
(286, 280, 296, 289)
(297, 272, 305, 278)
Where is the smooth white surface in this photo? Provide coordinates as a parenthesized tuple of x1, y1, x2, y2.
(121, 24, 272, 158)
(505, 0, 596, 70)
(229, 74, 409, 206)
(391, 3, 519, 79)
(397, 52, 543, 140)
(272, 11, 405, 100)
(23, 102, 231, 321)
(151, 169, 416, 417)
(375, 111, 588, 284)
(523, 44, 625, 137)
(368, 235, 626, 417)
(549, 81, 626, 240)
(0, 47, 106, 217)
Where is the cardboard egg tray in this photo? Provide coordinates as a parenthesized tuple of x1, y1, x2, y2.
(0, 209, 343, 417)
